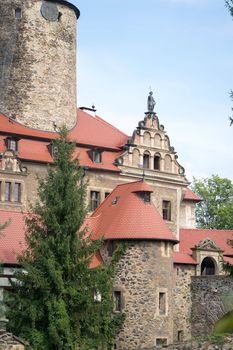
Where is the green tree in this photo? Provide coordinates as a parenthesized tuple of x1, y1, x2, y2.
(6, 127, 124, 350)
(192, 175, 233, 229)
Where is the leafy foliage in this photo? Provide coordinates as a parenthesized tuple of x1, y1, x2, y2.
(226, 0, 233, 17)
(6, 127, 124, 350)
(192, 175, 233, 229)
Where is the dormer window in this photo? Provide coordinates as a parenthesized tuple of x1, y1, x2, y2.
(93, 150, 102, 164)
(6, 138, 18, 152)
(138, 191, 151, 203)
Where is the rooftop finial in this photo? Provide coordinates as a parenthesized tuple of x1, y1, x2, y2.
(147, 89, 156, 113)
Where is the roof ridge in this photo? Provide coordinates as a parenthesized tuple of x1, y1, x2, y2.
(181, 228, 233, 232)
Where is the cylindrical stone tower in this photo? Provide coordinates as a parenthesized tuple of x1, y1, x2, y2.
(0, 0, 80, 131)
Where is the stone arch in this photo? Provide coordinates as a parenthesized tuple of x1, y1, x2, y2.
(154, 133, 162, 148)
(143, 150, 151, 169)
(164, 154, 172, 172)
(143, 131, 151, 146)
(132, 148, 140, 167)
(154, 153, 161, 170)
(201, 257, 217, 276)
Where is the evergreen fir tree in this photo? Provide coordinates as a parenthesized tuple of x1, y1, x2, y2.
(6, 127, 124, 350)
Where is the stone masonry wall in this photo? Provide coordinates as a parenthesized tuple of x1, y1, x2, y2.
(113, 240, 174, 350)
(173, 264, 196, 342)
(0, 0, 77, 131)
(191, 276, 233, 337)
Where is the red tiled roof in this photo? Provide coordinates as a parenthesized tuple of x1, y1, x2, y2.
(70, 109, 128, 149)
(89, 251, 103, 269)
(179, 228, 233, 257)
(173, 252, 198, 265)
(183, 188, 201, 202)
(85, 181, 177, 242)
(0, 211, 27, 264)
(0, 110, 127, 170)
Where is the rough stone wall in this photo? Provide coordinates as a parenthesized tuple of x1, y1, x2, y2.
(113, 240, 174, 350)
(0, 0, 77, 131)
(191, 276, 233, 337)
(173, 264, 196, 342)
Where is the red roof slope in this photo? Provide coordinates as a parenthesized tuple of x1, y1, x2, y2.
(173, 252, 198, 265)
(183, 188, 201, 202)
(0, 109, 128, 150)
(0, 211, 27, 264)
(85, 181, 177, 242)
(180, 228, 233, 257)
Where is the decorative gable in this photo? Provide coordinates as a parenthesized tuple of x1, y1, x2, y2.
(0, 150, 26, 173)
(115, 92, 185, 177)
(195, 238, 222, 252)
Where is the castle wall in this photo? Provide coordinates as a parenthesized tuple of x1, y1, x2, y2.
(0, 0, 78, 131)
(173, 264, 196, 342)
(112, 240, 174, 350)
(191, 276, 233, 337)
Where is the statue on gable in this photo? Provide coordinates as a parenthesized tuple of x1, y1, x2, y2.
(147, 90, 156, 113)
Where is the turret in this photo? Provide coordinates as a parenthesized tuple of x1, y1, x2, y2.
(0, 0, 80, 131)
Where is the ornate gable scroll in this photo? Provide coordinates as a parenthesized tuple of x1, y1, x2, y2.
(196, 238, 220, 251)
(0, 150, 26, 173)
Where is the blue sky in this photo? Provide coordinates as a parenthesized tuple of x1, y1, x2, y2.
(71, 0, 233, 182)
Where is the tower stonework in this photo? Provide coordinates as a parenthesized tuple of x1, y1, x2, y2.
(0, 0, 79, 131)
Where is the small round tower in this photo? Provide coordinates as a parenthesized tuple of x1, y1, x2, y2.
(0, 0, 80, 131)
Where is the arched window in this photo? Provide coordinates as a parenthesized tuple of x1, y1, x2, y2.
(154, 153, 161, 170)
(143, 132, 151, 146)
(143, 151, 150, 169)
(154, 134, 162, 148)
(201, 257, 216, 275)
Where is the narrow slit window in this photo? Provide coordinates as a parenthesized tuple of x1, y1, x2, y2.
(113, 291, 122, 312)
(15, 8, 22, 20)
(159, 292, 166, 315)
(143, 153, 150, 168)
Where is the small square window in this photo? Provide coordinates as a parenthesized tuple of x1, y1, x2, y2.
(162, 200, 171, 221)
(90, 191, 100, 211)
(156, 338, 167, 346)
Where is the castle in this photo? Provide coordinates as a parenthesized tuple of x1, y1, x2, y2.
(0, 1, 233, 349)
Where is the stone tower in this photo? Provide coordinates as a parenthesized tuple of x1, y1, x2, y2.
(0, 0, 80, 131)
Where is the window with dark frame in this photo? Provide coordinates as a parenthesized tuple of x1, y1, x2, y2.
(6, 138, 18, 152)
(5, 182, 11, 202)
(138, 191, 151, 203)
(154, 155, 160, 170)
(162, 200, 171, 221)
(14, 183, 21, 202)
(93, 150, 102, 164)
(0, 181, 2, 201)
(159, 292, 166, 315)
(90, 191, 100, 211)
(113, 291, 122, 312)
